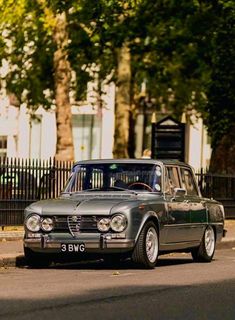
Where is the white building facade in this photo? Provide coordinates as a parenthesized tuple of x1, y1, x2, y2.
(0, 84, 211, 170)
(0, 81, 115, 161)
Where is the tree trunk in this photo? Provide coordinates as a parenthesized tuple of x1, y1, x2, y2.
(209, 125, 235, 173)
(113, 43, 131, 158)
(53, 12, 74, 161)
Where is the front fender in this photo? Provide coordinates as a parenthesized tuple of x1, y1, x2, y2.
(134, 211, 160, 243)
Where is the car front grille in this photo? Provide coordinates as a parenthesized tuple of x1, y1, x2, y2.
(53, 215, 98, 235)
(54, 216, 68, 231)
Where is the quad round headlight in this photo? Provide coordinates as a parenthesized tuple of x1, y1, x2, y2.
(110, 214, 127, 232)
(97, 218, 110, 232)
(41, 217, 54, 232)
(25, 214, 41, 232)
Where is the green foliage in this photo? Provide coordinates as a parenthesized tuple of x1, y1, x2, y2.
(0, 0, 234, 153)
(206, 3, 235, 147)
(0, 0, 54, 108)
(128, 0, 216, 116)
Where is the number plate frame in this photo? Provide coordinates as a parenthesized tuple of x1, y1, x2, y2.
(61, 243, 85, 253)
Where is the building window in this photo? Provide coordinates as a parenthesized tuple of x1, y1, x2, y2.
(0, 136, 7, 158)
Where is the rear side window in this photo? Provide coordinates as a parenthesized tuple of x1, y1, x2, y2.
(180, 168, 198, 196)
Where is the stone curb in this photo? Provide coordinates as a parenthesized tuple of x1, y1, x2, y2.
(216, 240, 235, 250)
(0, 254, 25, 268)
(0, 241, 234, 269)
(0, 232, 24, 241)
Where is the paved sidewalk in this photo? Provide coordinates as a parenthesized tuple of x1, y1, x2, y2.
(0, 220, 234, 268)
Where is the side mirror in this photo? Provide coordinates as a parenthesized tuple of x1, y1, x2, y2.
(173, 187, 186, 198)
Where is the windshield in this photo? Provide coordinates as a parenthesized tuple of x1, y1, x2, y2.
(63, 163, 162, 193)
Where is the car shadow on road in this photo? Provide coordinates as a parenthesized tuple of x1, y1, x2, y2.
(40, 253, 194, 271)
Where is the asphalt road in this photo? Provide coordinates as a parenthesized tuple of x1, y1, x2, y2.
(0, 250, 235, 320)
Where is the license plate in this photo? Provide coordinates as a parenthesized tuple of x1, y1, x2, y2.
(61, 243, 85, 253)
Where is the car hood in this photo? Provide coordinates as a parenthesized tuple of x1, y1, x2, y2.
(26, 193, 141, 216)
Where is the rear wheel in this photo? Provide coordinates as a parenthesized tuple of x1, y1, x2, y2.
(132, 221, 159, 269)
(24, 247, 52, 268)
(191, 225, 216, 262)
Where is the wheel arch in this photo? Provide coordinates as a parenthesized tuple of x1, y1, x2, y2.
(206, 202, 224, 243)
(134, 211, 160, 243)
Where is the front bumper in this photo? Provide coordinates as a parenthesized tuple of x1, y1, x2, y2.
(24, 233, 135, 253)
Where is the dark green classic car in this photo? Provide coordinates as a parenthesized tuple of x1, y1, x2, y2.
(24, 159, 225, 269)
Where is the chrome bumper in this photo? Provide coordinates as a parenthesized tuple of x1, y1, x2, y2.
(24, 234, 135, 252)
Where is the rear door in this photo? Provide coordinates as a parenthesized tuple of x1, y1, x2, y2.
(164, 166, 191, 244)
(180, 167, 207, 241)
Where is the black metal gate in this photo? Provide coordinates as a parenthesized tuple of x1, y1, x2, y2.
(196, 171, 235, 219)
(151, 116, 185, 161)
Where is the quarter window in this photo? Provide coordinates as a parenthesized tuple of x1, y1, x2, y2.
(165, 166, 180, 194)
(180, 168, 198, 196)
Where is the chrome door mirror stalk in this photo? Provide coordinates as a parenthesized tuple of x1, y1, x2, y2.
(173, 188, 186, 198)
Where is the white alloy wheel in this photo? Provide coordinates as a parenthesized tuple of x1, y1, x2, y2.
(132, 221, 159, 268)
(146, 226, 159, 263)
(191, 225, 216, 262)
(204, 225, 215, 257)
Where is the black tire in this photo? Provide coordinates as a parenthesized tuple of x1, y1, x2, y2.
(132, 221, 159, 269)
(191, 225, 216, 262)
(24, 247, 52, 268)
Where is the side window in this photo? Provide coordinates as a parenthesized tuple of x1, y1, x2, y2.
(180, 168, 198, 196)
(165, 166, 180, 194)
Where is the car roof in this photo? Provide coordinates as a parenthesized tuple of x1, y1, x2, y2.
(74, 158, 191, 168)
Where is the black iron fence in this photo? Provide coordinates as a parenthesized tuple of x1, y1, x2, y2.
(0, 158, 234, 226)
(0, 158, 73, 226)
(195, 170, 235, 219)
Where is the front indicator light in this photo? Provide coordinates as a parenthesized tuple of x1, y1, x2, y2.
(110, 214, 127, 232)
(25, 214, 41, 232)
(27, 232, 41, 238)
(111, 233, 126, 239)
(41, 217, 54, 232)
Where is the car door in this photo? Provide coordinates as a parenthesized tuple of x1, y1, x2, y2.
(164, 166, 191, 244)
(180, 167, 207, 241)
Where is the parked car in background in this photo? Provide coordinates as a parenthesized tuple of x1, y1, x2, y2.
(23, 159, 226, 269)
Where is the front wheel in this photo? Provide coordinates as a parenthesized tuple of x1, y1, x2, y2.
(132, 221, 159, 269)
(191, 225, 216, 262)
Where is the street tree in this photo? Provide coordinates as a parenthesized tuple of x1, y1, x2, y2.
(205, 1, 235, 173)
(129, 0, 235, 172)
(1, 0, 234, 170)
(0, 0, 91, 161)
(84, 0, 143, 158)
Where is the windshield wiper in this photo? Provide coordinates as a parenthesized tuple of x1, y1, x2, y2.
(82, 188, 102, 192)
(102, 186, 138, 195)
(61, 188, 138, 195)
(69, 187, 138, 195)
